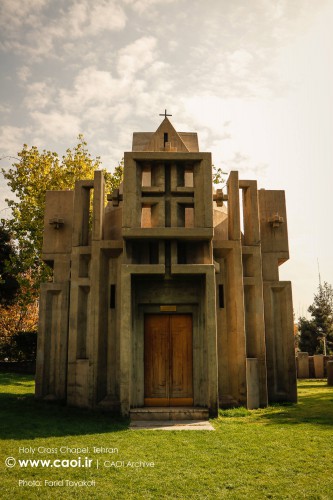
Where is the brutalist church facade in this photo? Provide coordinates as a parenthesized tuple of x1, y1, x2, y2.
(35, 117, 297, 417)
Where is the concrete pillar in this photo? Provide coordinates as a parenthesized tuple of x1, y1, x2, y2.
(240, 180, 260, 245)
(297, 352, 309, 378)
(36, 283, 70, 400)
(119, 268, 132, 416)
(264, 282, 297, 402)
(72, 180, 94, 247)
(313, 354, 324, 378)
(205, 267, 219, 416)
(225, 245, 247, 406)
(246, 358, 260, 409)
(92, 170, 105, 241)
(327, 361, 333, 386)
(227, 171, 241, 241)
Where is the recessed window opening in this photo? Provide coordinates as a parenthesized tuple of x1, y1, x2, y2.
(219, 285, 224, 308)
(177, 165, 185, 186)
(142, 166, 152, 187)
(141, 205, 152, 228)
(177, 242, 187, 264)
(185, 206, 194, 228)
(110, 285, 116, 309)
(164, 132, 169, 146)
(149, 242, 159, 264)
(184, 168, 194, 187)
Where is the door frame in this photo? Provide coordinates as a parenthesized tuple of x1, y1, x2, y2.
(144, 313, 193, 407)
(131, 303, 206, 409)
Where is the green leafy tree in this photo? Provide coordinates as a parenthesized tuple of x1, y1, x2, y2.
(1, 135, 123, 301)
(298, 317, 319, 355)
(0, 223, 20, 305)
(0, 276, 39, 361)
(298, 282, 333, 354)
(212, 165, 228, 185)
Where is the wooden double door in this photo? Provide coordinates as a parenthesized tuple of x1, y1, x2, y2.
(144, 314, 193, 406)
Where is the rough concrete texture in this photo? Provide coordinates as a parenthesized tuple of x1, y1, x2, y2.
(313, 354, 324, 378)
(297, 352, 310, 378)
(327, 361, 333, 386)
(36, 117, 297, 418)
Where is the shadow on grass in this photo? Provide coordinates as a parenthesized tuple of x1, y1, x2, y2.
(216, 381, 333, 427)
(0, 373, 130, 440)
(0, 373, 35, 386)
(265, 380, 333, 427)
(0, 394, 130, 439)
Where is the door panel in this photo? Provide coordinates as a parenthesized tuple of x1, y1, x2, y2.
(144, 314, 193, 406)
(144, 315, 169, 400)
(170, 315, 193, 398)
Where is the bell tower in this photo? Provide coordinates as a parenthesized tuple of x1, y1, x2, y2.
(119, 114, 219, 416)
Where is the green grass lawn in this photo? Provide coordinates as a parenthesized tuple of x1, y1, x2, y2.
(1, 374, 332, 500)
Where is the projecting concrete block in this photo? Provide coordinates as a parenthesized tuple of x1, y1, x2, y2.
(313, 354, 324, 378)
(297, 352, 309, 378)
(246, 358, 260, 409)
(327, 361, 333, 386)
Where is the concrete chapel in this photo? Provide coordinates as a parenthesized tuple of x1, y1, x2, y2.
(35, 115, 297, 417)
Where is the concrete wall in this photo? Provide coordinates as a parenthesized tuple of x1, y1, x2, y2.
(296, 353, 333, 378)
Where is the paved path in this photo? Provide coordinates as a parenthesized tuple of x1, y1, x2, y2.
(130, 420, 215, 430)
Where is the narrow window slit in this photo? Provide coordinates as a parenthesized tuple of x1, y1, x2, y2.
(219, 285, 224, 308)
(110, 285, 116, 309)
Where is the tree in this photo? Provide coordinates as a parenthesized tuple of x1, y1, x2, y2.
(212, 165, 227, 185)
(0, 136, 123, 362)
(298, 282, 333, 355)
(0, 223, 20, 305)
(298, 317, 319, 355)
(1, 135, 123, 301)
(0, 272, 39, 361)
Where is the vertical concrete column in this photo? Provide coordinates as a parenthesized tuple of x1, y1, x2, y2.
(193, 154, 213, 228)
(243, 280, 268, 407)
(205, 267, 219, 416)
(264, 282, 297, 402)
(297, 352, 309, 378)
(227, 171, 241, 241)
(36, 284, 70, 400)
(119, 268, 132, 416)
(240, 180, 260, 245)
(92, 170, 105, 241)
(225, 246, 247, 405)
(72, 180, 94, 246)
(88, 245, 107, 406)
(327, 361, 333, 386)
(313, 354, 324, 378)
(122, 154, 141, 229)
(246, 358, 260, 409)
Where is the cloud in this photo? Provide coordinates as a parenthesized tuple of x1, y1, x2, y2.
(0, 126, 25, 156)
(58, 67, 124, 115)
(30, 111, 81, 140)
(0, 0, 46, 31)
(117, 36, 157, 77)
(228, 50, 254, 78)
(123, 0, 179, 16)
(24, 81, 56, 111)
(66, 0, 127, 36)
(0, 104, 11, 116)
(0, 0, 127, 60)
(17, 66, 32, 82)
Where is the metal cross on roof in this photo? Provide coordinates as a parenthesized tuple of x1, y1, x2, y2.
(159, 109, 172, 118)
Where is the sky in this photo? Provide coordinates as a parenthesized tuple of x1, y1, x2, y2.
(0, 0, 333, 318)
